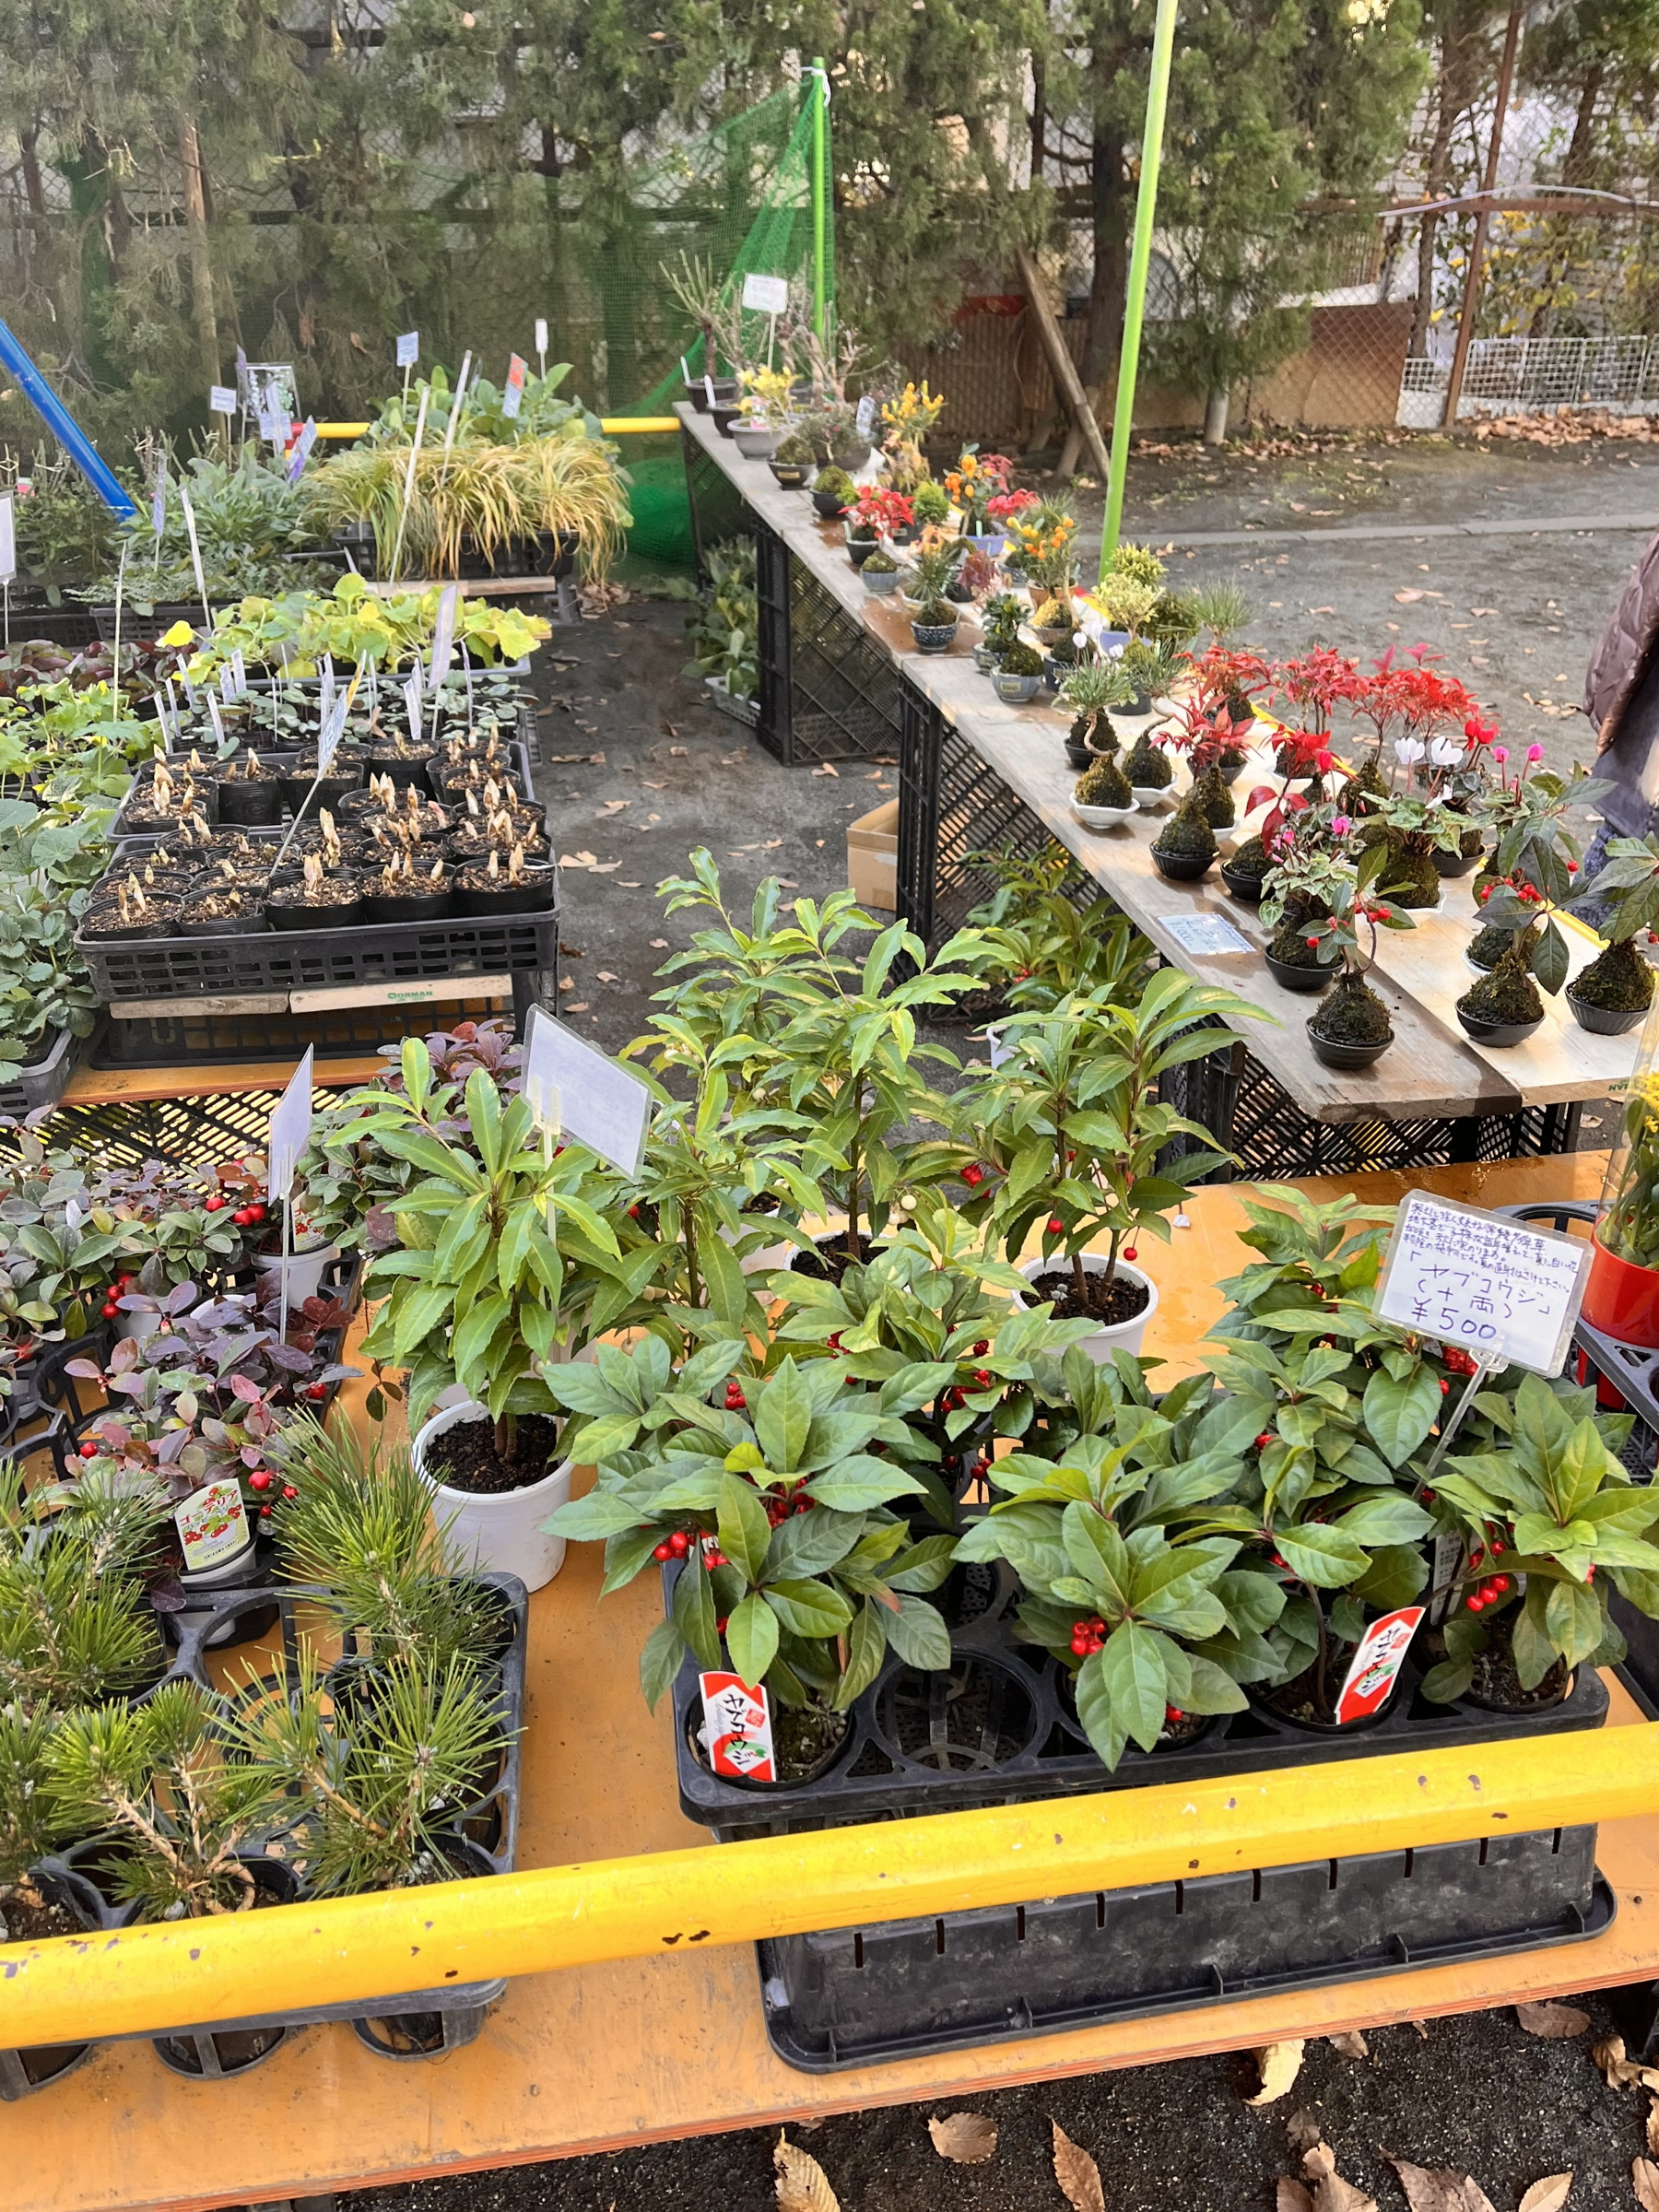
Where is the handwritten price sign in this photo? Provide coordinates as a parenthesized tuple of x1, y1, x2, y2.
(1374, 1190, 1591, 1377)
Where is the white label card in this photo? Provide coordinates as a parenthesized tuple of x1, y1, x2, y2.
(1374, 1190, 1593, 1377)
(175, 1479, 250, 1573)
(316, 687, 351, 771)
(179, 488, 209, 612)
(266, 1048, 314, 1203)
(396, 331, 419, 369)
(1162, 913, 1252, 957)
(520, 1005, 653, 1177)
(0, 494, 14, 586)
(208, 384, 238, 418)
(855, 395, 877, 441)
(535, 319, 548, 357)
(427, 583, 460, 691)
(741, 272, 790, 316)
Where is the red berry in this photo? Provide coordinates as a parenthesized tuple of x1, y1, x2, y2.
(100, 1302, 119, 1319)
(972, 1340, 989, 1357)
(1165, 1706, 1184, 1723)
(715, 1617, 729, 1635)
(281, 1485, 298, 1500)
(248, 1471, 272, 1492)
(305, 1382, 327, 1400)
(77, 1441, 99, 1459)
(1439, 1379, 1450, 1394)
(1306, 935, 1321, 948)
(1123, 1246, 1137, 1263)
(1255, 1432, 1274, 1450)
(794, 1496, 813, 1514)
(1467, 1594, 1484, 1611)
(654, 1541, 674, 1562)
(961, 1164, 984, 1187)
(1492, 1575, 1509, 1593)
(204, 1195, 225, 1212)
(668, 1531, 689, 1556)
(973, 1369, 993, 1387)
(1071, 1636, 1088, 1655)
(259, 1505, 273, 1519)
(250, 1205, 265, 1222)
(231, 1209, 252, 1227)
(1047, 1217, 1065, 1235)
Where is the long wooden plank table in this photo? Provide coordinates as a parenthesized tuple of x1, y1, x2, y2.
(20, 1148, 1659, 2212)
(678, 406, 1635, 1139)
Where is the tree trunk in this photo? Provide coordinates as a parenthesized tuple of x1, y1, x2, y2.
(1030, 59, 1046, 185)
(19, 126, 45, 218)
(1203, 384, 1230, 444)
(1082, 124, 1129, 391)
(176, 112, 219, 379)
(1562, 60, 1604, 187)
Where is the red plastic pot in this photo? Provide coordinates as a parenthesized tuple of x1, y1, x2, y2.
(1582, 1227, 1659, 1348)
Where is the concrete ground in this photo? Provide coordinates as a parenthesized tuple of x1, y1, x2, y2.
(338, 430, 1654, 2212)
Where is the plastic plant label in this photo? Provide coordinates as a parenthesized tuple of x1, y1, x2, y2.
(700, 1671, 776, 1780)
(404, 670, 422, 746)
(258, 407, 288, 447)
(285, 418, 318, 482)
(0, 493, 14, 585)
(234, 346, 251, 400)
(267, 1047, 314, 1203)
(1161, 913, 1252, 958)
(316, 686, 350, 771)
(229, 649, 247, 699)
(208, 384, 238, 418)
(501, 354, 527, 419)
(521, 1004, 653, 1177)
(175, 1478, 250, 1572)
(1374, 1189, 1592, 1377)
(427, 582, 460, 691)
(179, 487, 210, 612)
(704, 374, 717, 407)
(395, 330, 419, 369)
(741, 271, 790, 316)
(1333, 1605, 1426, 1724)
(535, 318, 548, 358)
(855, 394, 877, 441)
(151, 468, 167, 541)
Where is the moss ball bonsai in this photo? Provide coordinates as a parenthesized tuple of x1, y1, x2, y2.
(1311, 968, 1393, 1045)
(1075, 754, 1133, 809)
(861, 548, 898, 575)
(1152, 791, 1218, 877)
(1469, 917, 1535, 973)
(1227, 832, 1270, 882)
(1362, 823, 1440, 908)
(774, 432, 814, 466)
(1574, 935, 1656, 1013)
(1458, 930, 1545, 1029)
(1124, 730, 1172, 790)
(1001, 641, 1042, 679)
(1193, 763, 1236, 830)
(1266, 913, 1324, 971)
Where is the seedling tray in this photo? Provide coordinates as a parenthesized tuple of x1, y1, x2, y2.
(758, 1825, 1615, 2071)
(127, 739, 535, 831)
(671, 1564, 1610, 1843)
(2, 1569, 527, 2094)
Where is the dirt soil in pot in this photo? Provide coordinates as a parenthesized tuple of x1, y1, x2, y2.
(1256, 1643, 1360, 1725)
(424, 1411, 564, 1496)
(1, 1886, 82, 1941)
(1026, 1268, 1149, 1326)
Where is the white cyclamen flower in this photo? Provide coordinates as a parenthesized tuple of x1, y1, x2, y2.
(1427, 735, 1462, 766)
(1394, 736, 1426, 765)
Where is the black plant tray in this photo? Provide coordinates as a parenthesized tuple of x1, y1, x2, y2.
(0, 1026, 83, 1120)
(79, 833, 558, 1002)
(127, 739, 535, 829)
(0, 1568, 527, 2093)
(758, 1826, 1615, 2071)
(671, 1565, 1610, 1843)
(90, 988, 526, 1068)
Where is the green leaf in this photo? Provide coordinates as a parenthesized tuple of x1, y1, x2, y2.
(672, 1553, 721, 1670)
(753, 1356, 814, 1475)
(716, 1475, 772, 1584)
(599, 1524, 665, 1596)
(1177, 1654, 1249, 1715)
(834, 1600, 888, 1708)
(1544, 1575, 1604, 1669)
(640, 1616, 685, 1710)
(1072, 1645, 1129, 1771)
(806, 1458, 926, 1512)
(1098, 1620, 1170, 1754)
(764, 1506, 865, 1581)
(1363, 1365, 1441, 1466)
(1273, 1521, 1370, 1586)
(764, 1578, 854, 1639)
(545, 1490, 641, 1540)
(1418, 1657, 1473, 1704)
(1061, 1500, 1130, 1609)
(724, 1594, 780, 1689)
(882, 1594, 952, 1671)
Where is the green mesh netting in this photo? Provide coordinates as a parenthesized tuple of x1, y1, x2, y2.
(599, 78, 832, 571)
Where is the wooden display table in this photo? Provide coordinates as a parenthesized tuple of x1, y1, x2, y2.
(18, 1149, 1659, 2212)
(678, 408, 1628, 1176)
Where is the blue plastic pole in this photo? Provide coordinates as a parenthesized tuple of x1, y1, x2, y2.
(0, 316, 136, 520)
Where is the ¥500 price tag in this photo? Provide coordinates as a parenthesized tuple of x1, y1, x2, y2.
(1374, 1189, 1592, 1377)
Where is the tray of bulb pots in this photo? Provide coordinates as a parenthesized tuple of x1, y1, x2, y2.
(213, 748, 295, 828)
(453, 845, 558, 917)
(113, 759, 221, 840)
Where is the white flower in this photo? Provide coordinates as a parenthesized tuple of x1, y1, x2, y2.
(1428, 735, 1461, 766)
(1394, 736, 1426, 765)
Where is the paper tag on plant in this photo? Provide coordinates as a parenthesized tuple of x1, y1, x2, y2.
(1334, 1606, 1425, 1724)
(855, 394, 877, 441)
(700, 1671, 776, 1781)
(174, 1478, 250, 1571)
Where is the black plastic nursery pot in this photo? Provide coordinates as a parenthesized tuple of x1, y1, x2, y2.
(0, 1865, 107, 2101)
(216, 777, 285, 828)
(1150, 847, 1214, 884)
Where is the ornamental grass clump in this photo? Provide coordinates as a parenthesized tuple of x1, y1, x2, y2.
(1075, 754, 1133, 809)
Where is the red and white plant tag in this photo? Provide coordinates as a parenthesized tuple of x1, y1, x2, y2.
(700, 1671, 776, 1782)
(174, 1478, 250, 1572)
(1334, 1605, 1425, 1725)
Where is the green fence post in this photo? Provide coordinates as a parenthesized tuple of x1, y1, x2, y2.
(1100, 0, 1179, 577)
(812, 59, 829, 340)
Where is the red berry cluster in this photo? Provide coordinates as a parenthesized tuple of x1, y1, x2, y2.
(762, 1488, 814, 1527)
(961, 1164, 985, 1188)
(1464, 1542, 1510, 1612)
(1164, 1704, 1186, 1724)
(724, 1382, 747, 1411)
(100, 1270, 137, 1321)
(1441, 1346, 1479, 1378)
(1070, 1616, 1106, 1656)
(653, 1529, 693, 1563)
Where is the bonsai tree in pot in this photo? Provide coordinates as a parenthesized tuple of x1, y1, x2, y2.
(43, 1682, 288, 1919)
(979, 592, 1025, 669)
(0, 1705, 85, 1943)
(969, 970, 1262, 1353)
(992, 641, 1044, 702)
(1420, 1370, 1659, 1708)
(1297, 837, 1416, 1065)
(1059, 661, 1135, 768)
(1569, 831, 1659, 1031)
(1150, 788, 1218, 882)
(545, 1345, 954, 1759)
(0, 1501, 165, 1710)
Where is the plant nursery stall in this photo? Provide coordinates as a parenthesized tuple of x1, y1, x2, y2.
(17, 368, 1659, 2212)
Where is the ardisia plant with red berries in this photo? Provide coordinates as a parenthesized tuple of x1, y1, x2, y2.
(545, 1339, 956, 1713)
(1418, 1371, 1659, 1702)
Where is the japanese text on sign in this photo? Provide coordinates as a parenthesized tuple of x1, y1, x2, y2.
(1374, 1190, 1592, 1377)
(699, 1672, 775, 1781)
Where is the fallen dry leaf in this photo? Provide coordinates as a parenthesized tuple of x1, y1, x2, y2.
(558, 850, 597, 868)
(565, 1001, 588, 1013)
(659, 720, 678, 738)
(1052, 2121, 1105, 2212)
(596, 971, 618, 982)
(927, 2112, 997, 2164)
(1387, 2155, 1496, 2212)
(557, 976, 575, 992)
(812, 762, 840, 777)
(1394, 588, 1427, 602)
(1249, 2040, 1306, 2105)
(1594, 2035, 1646, 2088)
(1279, 2183, 1316, 2212)
(1517, 2001, 1590, 2039)
(641, 780, 666, 789)
(1329, 2031, 1370, 2060)
(586, 751, 606, 764)
(669, 745, 688, 757)
(774, 2130, 840, 2212)
(1517, 2177, 1571, 2212)
(1410, 2020, 1430, 2038)
(595, 799, 629, 816)
(1288, 2110, 1324, 2151)
(1636, 2159, 1659, 2212)
(1305, 2140, 1379, 2212)
(1649, 2096, 1659, 2155)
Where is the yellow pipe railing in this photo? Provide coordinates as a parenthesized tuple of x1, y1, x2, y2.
(5, 1725, 1656, 2049)
(312, 418, 679, 440)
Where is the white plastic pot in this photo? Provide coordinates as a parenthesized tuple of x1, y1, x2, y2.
(175, 1533, 262, 1649)
(1017, 1253, 1159, 1361)
(253, 1238, 340, 1309)
(1071, 801, 1137, 830)
(411, 1400, 573, 1593)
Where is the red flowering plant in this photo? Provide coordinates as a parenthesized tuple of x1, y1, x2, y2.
(846, 486, 914, 542)
(985, 488, 1038, 528)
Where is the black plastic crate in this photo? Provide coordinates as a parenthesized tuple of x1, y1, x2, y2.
(93, 988, 528, 1068)
(0, 1569, 527, 2094)
(758, 1825, 1614, 2070)
(4, 1088, 293, 1166)
(671, 1564, 1610, 1842)
(0, 1027, 83, 1119)
(126, 739, 535, 830)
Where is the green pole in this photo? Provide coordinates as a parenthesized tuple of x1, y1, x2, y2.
(812, 60, 829, 340)
(1100, 0, 1179, 578)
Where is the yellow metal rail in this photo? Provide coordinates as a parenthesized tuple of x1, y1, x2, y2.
(5, 1726, 1656, 2049)
(312, 418, 678, 440)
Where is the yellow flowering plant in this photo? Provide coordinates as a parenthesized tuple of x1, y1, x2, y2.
(880, 381, 946, 494)
(738, 367, 795, 421)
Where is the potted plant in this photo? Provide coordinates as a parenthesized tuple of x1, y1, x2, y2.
(1258, 834, 1336, 992)
(1301, 841, 1415, 1070)
(859, 547, 902, 597)
(546, 1345, 952, 1756)
(1124, 727, 1175, 809)
(0, 1705, 93, 1944)
(1072, 748, 1135, 829)
(992, 641, 1044, 705)
(912, 479, 950, 532)
(978, 592, 1024, 674)
(877, 380, 946, 498)
(1005, 501, 1078, 629)
(731, 367, 795, 459)
(809, 466, 856, 521)
(847, 486, 913, 548)
(976, 969, 1260, 1359)
(1419, 1371, 1659, 1709)
(943, 449, 1018, 551)
(1456, 928, 1546, 1047)
(356, 1043, 624, 1589)
(1569, 832, 1659, 1034)
(770, 433, 815, 488)
(1583, 1010, 1659, 1344)
(910, 595, 959, 655)
(1150, 790, 1218, 883)
(1059, 662, 1135, 770)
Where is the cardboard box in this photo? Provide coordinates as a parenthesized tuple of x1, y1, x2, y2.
(847, 797, 900, 912)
